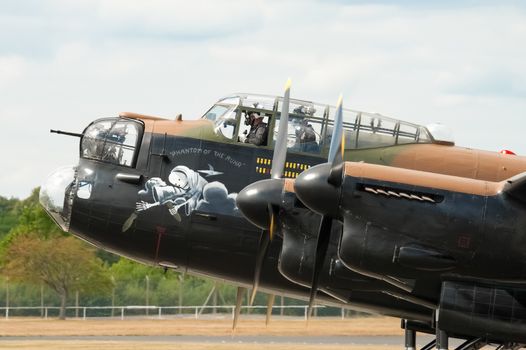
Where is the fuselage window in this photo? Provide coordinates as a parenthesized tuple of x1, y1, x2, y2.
(81, 119, 143, 167)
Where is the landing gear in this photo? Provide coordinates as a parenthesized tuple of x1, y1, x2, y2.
(402, 319, 489, 350)
(455, 338, 485, 350)
(401, 319, 436, 350)
(421, 339, 437, 350)
(405, 328, 416, 350)
(436, 329, 448, 350)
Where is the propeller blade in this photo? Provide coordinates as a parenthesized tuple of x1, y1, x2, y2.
(249, 229, 271, 306)
(328, 95, 343, 163)
(307, 215, 333, 320)
(266, 294, 275, 326)
(268, 203, 279, 241)
(328, 95, 345, 186)
(249, 203, 279, 304)
(245, 79, 290, 313)
(232, 286, 247, 331)
(306, 95, 344, 317)
(245, 80, 291, 309)
(271, 78, 291, 179)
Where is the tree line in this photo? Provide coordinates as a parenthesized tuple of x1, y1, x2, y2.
(0, 189, 341, 319)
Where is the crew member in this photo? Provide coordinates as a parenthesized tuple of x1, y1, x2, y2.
(245, 112, 268, 146)
(293, 118, 319, 153)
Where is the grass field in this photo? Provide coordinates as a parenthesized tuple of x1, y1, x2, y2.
(0, 316, 404, 349)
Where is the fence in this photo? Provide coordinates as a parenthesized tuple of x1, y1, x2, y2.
(0, 305, 350, 321)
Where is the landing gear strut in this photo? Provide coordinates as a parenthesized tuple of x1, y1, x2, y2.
(405, 328, 416, 350)
(401, 319, 436, 350)
(437, 329, 448, 350)
(402, 319, 488, 350)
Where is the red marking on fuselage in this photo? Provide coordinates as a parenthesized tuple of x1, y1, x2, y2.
(457, 235, 472, 249)
(154, 226, 166, 261)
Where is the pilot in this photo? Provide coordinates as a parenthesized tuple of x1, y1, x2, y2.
(244, 112, 268, 146)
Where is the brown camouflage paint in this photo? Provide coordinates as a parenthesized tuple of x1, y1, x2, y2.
(123, 113, 526, 185)
(344, 162, 504, 196)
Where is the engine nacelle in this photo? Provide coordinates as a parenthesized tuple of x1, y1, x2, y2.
(339, 214, 456, 282)
(277, 202, 393, 301)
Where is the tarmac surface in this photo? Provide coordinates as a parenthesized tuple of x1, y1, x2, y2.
(0, 335, 439, 345)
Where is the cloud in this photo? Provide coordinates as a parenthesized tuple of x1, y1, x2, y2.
(0, 55, 28, 87)
(444, 70, 526, 98)
(1, 1, 526, 198)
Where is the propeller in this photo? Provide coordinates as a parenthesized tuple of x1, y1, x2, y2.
(327, 95, 345, 186)
(246, 79, 291, 306)
(248, 201, 281, 305)
(271, 78, 291, 180)
(265, 294, 275, 326)
(232, 286, 248, 332)
(302, 95, 345, 319)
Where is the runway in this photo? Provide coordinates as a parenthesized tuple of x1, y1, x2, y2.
(0, 334, 437, 345)
(0, 317, 456, 349)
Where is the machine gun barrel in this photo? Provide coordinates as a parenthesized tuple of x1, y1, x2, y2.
(50, 129, 83, 138)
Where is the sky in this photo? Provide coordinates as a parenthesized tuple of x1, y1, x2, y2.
(1, 0, 526, 199)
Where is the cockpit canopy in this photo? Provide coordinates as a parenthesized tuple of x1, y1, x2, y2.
(202, 93, 446, 155)
(81, 118, 144, 167)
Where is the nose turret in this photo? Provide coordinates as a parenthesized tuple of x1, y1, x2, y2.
(39, 166, 77, 232)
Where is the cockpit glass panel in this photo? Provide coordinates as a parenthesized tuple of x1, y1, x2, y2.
(204, 104, 233, 122)
(81, 118, 143, 167)
(111, 122, 139, 147)
(241, 95, 275, 111)
(204, 103, 238, 140)
(277, 99, 323, 118)
(84, 120, 112, 141)
(273, 114, 321, 154)
(417, 127, 431, 142)
(311, 103, 327, 120)
(82, 122, 112, 159)
(214, 110, 237, 140)
(325, 106, 360, 149)
(209, 93, 434, 149)
(397, 123, 419, 144)
(101, 145, 135, 166)
(340, 109, 360, 128)
(426, 123, 455, 144)
(357, 114, 396, 148)
(217, 96, 240, 106)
